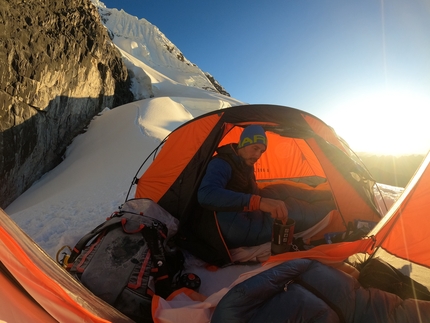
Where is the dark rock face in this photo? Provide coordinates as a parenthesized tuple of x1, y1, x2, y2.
(204, 73, 230, 97)
(0, 0, 134, 208)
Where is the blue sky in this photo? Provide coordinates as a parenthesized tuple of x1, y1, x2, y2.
(100, 0, 430, 155)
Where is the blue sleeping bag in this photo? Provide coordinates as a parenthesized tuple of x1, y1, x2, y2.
(212, 259, 430, 323)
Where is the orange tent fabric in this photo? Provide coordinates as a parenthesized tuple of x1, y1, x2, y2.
(371, 152, 430, 268)
(0, 208, 133, 323)
(136, 113, 222, 202)
(0, 270, 58, 323)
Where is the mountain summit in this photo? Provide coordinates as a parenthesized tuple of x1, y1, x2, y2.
(92, 0, 230, 99)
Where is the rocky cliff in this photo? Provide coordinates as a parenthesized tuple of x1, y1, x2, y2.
(0, 0, 134, 208)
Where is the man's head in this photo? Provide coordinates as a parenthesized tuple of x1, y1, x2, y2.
(237, 125, 267, 166)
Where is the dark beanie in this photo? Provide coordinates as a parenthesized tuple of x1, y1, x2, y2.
(238, 125, 267, 149)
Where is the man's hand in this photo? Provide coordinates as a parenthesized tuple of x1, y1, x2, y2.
(260, 197, 288, 224)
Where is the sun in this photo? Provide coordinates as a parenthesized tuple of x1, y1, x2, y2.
(326, 90, 430, 156)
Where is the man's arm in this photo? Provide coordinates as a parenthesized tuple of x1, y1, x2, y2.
(198, 159, 288, 223)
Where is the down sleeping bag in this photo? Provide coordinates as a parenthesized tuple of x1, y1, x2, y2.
(211, 259, 430, 323)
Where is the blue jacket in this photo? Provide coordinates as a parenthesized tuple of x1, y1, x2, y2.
(198, 144, 258, 212)
(212, 259, 430, 323)
(197, 144, 273, 249)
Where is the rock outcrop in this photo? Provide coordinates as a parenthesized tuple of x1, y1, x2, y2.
(0, 0, 134, 208)
(204, 73, 230, 97)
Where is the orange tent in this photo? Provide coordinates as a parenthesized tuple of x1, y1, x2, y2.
(136, 105, 380, 221)
(134, 105, 382, 265)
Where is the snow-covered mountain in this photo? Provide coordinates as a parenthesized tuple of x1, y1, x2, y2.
(92, 0, 230, 100)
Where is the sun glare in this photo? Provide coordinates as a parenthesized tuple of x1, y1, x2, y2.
(327, 90, 430, 156)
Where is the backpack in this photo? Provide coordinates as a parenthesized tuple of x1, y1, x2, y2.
(65, 199, 181, 322)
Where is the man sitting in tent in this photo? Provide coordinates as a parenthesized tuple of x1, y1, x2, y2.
(198, 125, 336, 254)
